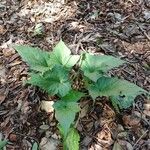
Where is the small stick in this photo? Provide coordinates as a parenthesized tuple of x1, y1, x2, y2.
(133, 129, 149, 149)
(137, 24, 150, 41)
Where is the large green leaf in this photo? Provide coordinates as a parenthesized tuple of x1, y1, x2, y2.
(88, 76, 147, 100)
(14, 45, 50, 72)
(27, 65, 71, 96)
(53, 101, 80, 137)
(81, 53, 125, 82)
(54, 90, 83, 139)
(65, 128, 80, 150)
(48, 40, 80, 68)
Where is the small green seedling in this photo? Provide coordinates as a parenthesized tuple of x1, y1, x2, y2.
(14, 40, 148, 150)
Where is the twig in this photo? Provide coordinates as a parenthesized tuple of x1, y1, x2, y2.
(137, 24, 150, 41)
(133, 129, 149, 149)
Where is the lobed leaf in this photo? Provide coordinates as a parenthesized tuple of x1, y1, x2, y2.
(27, 65, 71, 96)
(81, 53, 125, 82)
(48, 40, 80, 68)
(14, 45, 50, 72)
(88, 76, 147, 106)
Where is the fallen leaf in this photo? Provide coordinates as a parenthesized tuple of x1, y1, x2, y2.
(9, 133, 17, 142)
(2, 48, 15, 57)
(0, 25, 5, 34)
(0, 92, 6, 104)
(40, 137, 59, 150)
(40, 101, 54, 113)
(39, 125, 49, 130)
(89, 144, 103, 150)
(96, 124, 114, 148)
(122, 115, 141, 127)
(0, 88, 9, 104)
(118, 140, 133, 150)
(143, 10, 150, 20)
(80, 103, 89, 118)
(143, 101, 150, 117)
(0, 64, 6, 83)
(117, 132, 128, 138)
(82, 136, 92, 146)
(113, 141, 122, 150)
(143, 110, 150, 117)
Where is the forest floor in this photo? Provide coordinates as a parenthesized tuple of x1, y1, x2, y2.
(0, 0, 150, 149)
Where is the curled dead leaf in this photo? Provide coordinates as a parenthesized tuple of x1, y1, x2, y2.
(40, 101, 54, 113)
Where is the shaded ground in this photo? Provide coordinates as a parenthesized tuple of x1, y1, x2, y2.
(0, 0, 150, 149)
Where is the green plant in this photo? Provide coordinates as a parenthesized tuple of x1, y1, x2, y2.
(14, 40, 148, 150)
(0, 140, 7, 150)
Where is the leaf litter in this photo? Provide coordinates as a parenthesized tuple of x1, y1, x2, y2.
(0, 0, 150, 149)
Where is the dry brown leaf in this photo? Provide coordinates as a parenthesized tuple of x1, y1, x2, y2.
(143, 101, 150, 117)
(143, 110, 150, 117)
(122, 41, 150, 53)
(2, 48, 15, 57)
(9, 133, 18, 142)
(96, 124, 114, 148)
(40, 137, 59, 150)
(0, 64, 6, 83)
(80, 103, 89, 118)
(122, 115, 141, 127)
(0, 25, 5, 34)
(40, 100, 54, 113)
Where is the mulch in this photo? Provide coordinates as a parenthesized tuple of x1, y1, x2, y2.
(0, 0, 150, 149)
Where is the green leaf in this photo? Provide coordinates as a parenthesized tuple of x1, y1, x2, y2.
(111, 96, 135, 111)
(14, 45, 50, 72)
(48, 40, 80, 68)
(27, 65, 71, 96)
(112, 141, 122, 150)
(32, 142, 38, 150)
(88, 76, 147, 100)
(53, 101, 80, 137)
(0, 140, 7, 149)
(81, 53, 125, 82)
(65, 128, 80, 150)
(61, 90, 84, 102)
